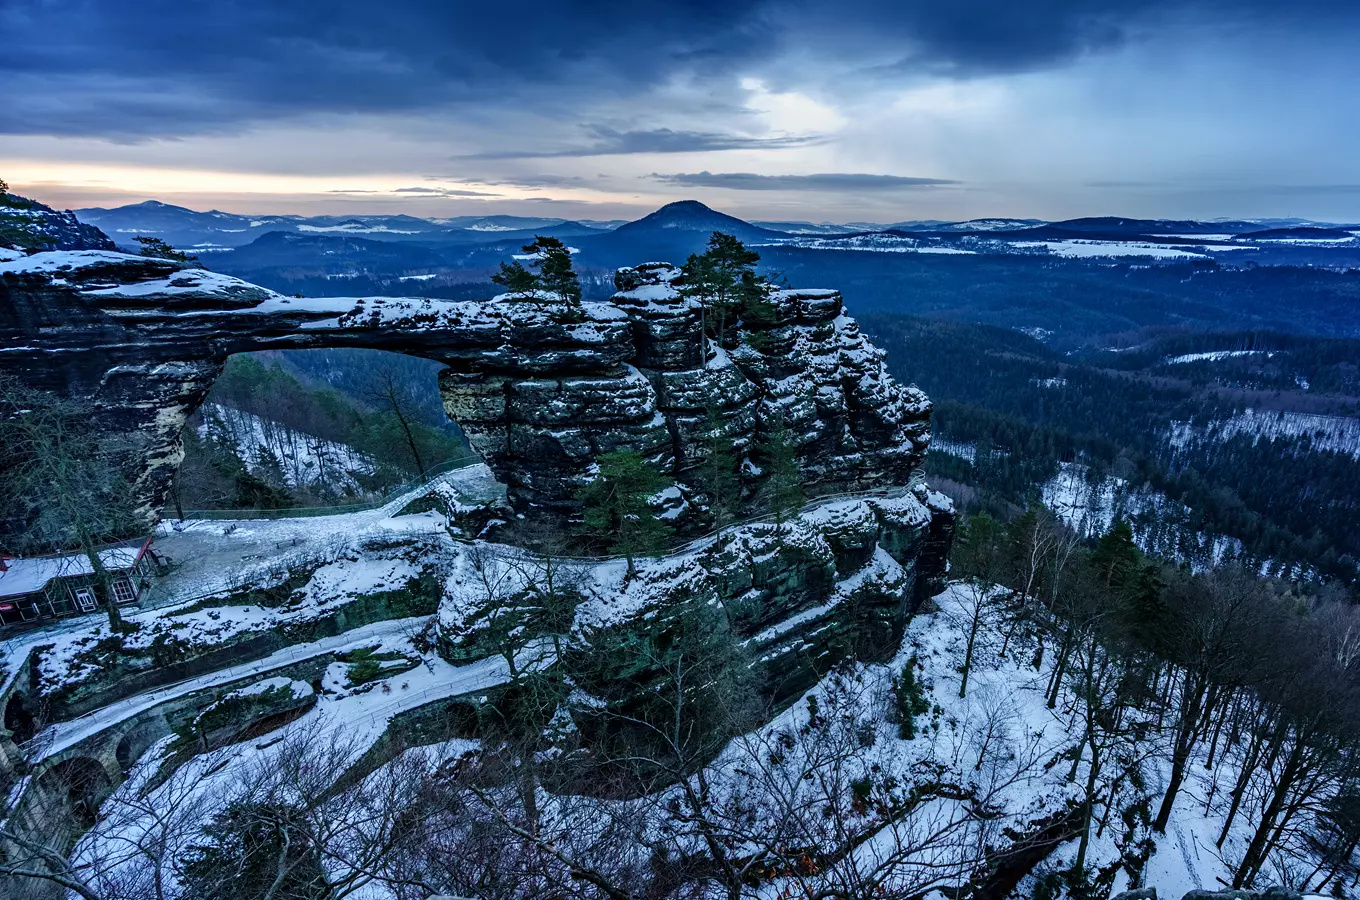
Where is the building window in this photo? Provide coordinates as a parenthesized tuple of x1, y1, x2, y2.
(111, 578, 137, 604)
(71, 586, 98, 612)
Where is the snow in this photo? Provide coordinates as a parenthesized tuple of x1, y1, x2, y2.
(198, 402, 377, 494)
(397, 273, 440, 281)
(30, 615, 432, 762)
(85, 267, 274, 300)
(295, 223, 421, 234)
(0, 249, 137, 275)
(1251, 236, 1357, 245)
(1032, 377, 1067, 388)
(512, 246, 579, 259)
(1152, 233, 1237, 241)
(614, 283, 681, 303)
(1041, 462, 1247, 571)
(228, 675, 310, 699)
(1163, 350, 1269, 365)
(0, 541, 146, 598)
(1012, 240, 1208, 259)
(952, 218, 1038, 231)
(146, 463, 498, 605)
(773, 234, 978, 254)
(1017, 326, 1054, 342)
(1168, 409, 1360, 459)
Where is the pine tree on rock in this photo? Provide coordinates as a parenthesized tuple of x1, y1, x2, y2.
(491, 260, 538, 295)
(756, 413, 804, 526)
(681, 231, 764, 351)
(134, 235, 198, 263)
(578, 449, 671, 576)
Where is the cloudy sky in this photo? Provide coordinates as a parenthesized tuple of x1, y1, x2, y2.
(3, 0, 1358, 223)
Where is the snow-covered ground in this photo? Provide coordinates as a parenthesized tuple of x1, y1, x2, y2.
(27, 569, 1348, 899)
(198, 402, 378, 494)
(1163, 350, 1270, 365)
(0, 467, 501, 701)
(1011, 240, 1218, 259)
(146, 463, 500, 606)
(767, 234, 978, 254)
(1168, 409, 1360, 459)
(930, 437, 979, 462)
(1041, 462, 1246, 571)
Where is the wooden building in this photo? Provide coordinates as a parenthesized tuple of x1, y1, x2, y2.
(0, 538, 157, 627)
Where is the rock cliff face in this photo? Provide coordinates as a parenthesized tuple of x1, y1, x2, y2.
(1, 251, 939, 543)
(439, 489, 956, 717)
(1, 194, 117, 254)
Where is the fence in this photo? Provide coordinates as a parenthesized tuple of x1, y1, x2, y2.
(173, 455, 485, 521)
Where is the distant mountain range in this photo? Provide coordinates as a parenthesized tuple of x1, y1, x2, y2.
(51, 198, 1360, 302)
(72, 200, 621, 252)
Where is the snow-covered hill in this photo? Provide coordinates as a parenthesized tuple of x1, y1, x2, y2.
(1168, 409, 1360, 459)
(198, 402, 377, 494)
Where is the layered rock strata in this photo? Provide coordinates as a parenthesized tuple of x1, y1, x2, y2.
(1, 251, 937, 539)
(439, 486, 955, 713)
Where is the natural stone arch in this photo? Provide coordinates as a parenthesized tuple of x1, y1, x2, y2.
(31, 755, 115, 838)
(114, 720, 167, 774)
(2, 253, 934, 541)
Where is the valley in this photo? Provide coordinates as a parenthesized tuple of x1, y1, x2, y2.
(1, 186, 1358, 900)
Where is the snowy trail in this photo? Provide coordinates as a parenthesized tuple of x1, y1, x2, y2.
(144, 463, 500, 608)
(30, 615, 430, 762)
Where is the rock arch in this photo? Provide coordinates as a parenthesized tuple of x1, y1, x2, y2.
(31, 755, 115, 836)
(114, 720, 167, 774)
(1, 253, 934, 538)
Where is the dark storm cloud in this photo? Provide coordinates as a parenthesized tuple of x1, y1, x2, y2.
(652, 172, 957, 190)
(458, 126, 825, 159)
(0, 0, 771, 136)
(2, 0, 1356, 137)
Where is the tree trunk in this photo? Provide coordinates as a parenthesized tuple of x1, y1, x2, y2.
(1154, 674, 1207, 833)
(1232, 737, 1305, 888)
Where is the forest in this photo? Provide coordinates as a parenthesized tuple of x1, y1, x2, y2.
(859, 315, 1360, 583)
(175, 352, 470, 512)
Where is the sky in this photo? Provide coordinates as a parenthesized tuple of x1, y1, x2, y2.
(3, 0, 1359, 224)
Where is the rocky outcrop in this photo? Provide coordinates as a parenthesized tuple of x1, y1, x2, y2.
(1, 193, 117, 254)
(1, 252, 939, 543)
(439, 487, 950, 719)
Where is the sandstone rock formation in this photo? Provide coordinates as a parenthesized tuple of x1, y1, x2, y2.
(1, 193, 117, 254)
(2, 253, 939, 543)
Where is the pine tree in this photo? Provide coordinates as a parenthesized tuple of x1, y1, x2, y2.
(134, 235, 198, 263)
(491, 260, 538, 295)
(181, 801, 329, 900)
(680, 231, 764, 350)
(756, 413, 803, 525)
(578, 449, 672, 576)
(531, 236, 582, 305)
(892, 656, 931, 739)
(504, 235, 582, 316)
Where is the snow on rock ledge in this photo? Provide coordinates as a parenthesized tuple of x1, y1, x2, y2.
(2, 252, 945, 544)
